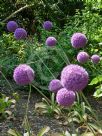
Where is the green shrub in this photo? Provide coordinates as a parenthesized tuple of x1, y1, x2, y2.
(0, 33, 27, 77)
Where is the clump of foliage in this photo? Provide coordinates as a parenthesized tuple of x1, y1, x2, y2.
(0, 33, 27, 77)
(8, 126, 50, 136)
(0, 93, 16, 120)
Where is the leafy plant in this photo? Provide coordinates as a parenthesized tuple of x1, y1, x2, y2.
(67, 101, 91, 124)
(35, 93, 61, 116)
(8, 126, 50, 136)
(0, 93, 16, 119)
(8, 126, 102, 136)
(93, 85, 102, 98)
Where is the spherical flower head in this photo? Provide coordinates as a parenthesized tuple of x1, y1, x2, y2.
(7, 21, 18, 32)
(71, 33, 88, 48)
(13, 64, 35, 85)
(56, 88, 75, 107)
(43, 21, 53, 30)
(48, 79, 63, 93)
(77, 51, 89, 63)
(61, 64, 89, 92)
(91, 55, 100, 64)
(46, 36, 57, 47)
(14, 28, 27, 40)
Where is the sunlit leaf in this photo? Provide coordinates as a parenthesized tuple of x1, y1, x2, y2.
(35, 102, 47, 110)
(50, 133, 63, 136)
(88, 123, 102, 134)
(81, 132, 95, 136)
(89, 76, 102, 85)
(93, 87, 102, 98)
(64, 131, 71, 136)
(37, 126, 50, 136)
(10, 99, 16, 104)
(8, 129, 21, 136)
(5, 110, 12, 115)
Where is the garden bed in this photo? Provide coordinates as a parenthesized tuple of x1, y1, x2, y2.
(0, 82, 102, 136)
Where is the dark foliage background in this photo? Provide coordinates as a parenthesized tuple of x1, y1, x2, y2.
(0, 0, 84, 33)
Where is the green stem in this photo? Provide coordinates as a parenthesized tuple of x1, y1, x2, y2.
(27, 43, 56, 79)
(68, 107, 77, 135)
(1, 72, 13, 92)
(36, 54, 55, 79)
(23, 84, 32, 136)
(31, 84, 51, 104)
(25, 85, 32, 117)
(80, 92, 102, 127)
(58, 44, 70, 65)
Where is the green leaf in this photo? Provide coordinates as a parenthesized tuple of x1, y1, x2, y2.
(8, 129, 21, 136)
(88, 123, 102, 133)
(93, 85, 102, 98)
(89, 75, 102, 85)
(63, 131, 78, 136)
(37, 126, 50, 136)
(81, 132, 95, 136)
(64, 131, 71, 136)
(35, 102, 47, 110)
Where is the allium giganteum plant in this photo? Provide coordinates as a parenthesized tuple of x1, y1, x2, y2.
(6, 20, 102, 135)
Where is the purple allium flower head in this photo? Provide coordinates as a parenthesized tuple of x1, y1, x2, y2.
(61, 64, 89, 92)
(56, 88, 75, 107)
(7, 21, 18, 32)
(14, 28, 27, 40)
(13, 64, 35, 85)
(46, 36, 57, 47)
(71, 33, 88, 49)
(91, 55, 100, 64)
(48, 79, 63, 93)
(77, 51, 89, 63)
(43, 21, 53, 30)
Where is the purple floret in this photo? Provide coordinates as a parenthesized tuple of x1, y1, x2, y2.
(46, 36, 57, 47)
(91, 55, 100, 64)
(48, 79, 63, 93)
(61, 64, 89, 92)
(43, 21, 53, 30)
(13, 64, 35, 85)
(14, 28, 27, 40)
(7, 21, 18, 32)
(77, 51, 89, 63)
(71, 33, 88, 49)
(56, 88, 75, 107)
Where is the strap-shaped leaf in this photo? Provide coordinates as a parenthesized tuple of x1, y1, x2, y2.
(37, 126, 50, 136)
